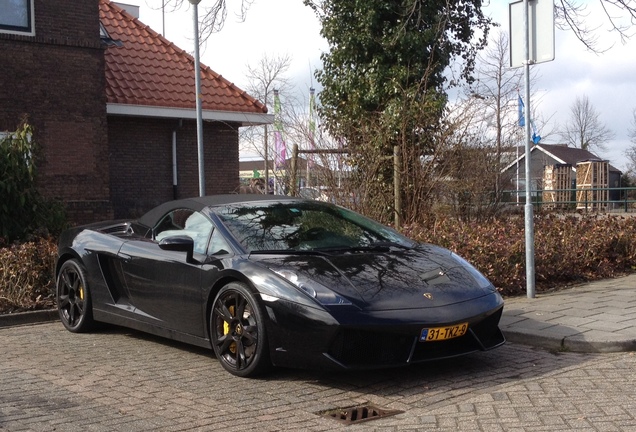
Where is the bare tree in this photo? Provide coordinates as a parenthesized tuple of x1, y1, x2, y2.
(170, 0, 636, 52)
(468, 31, 524, 170)
(555, 0, 636, 52)
(158, 0, 254, 42)
(559, 95, 614, 154)
(630, 107, 636, 144)
(624, 107, 636, 177)
(239, 54, 294, 190)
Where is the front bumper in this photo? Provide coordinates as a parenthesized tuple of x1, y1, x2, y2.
(264, 292, 505, 370)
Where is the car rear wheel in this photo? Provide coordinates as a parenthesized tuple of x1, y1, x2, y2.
(56, 259, 94, 333)
(210, 282, 270, 377)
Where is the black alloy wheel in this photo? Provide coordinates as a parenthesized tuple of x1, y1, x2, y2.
(210, 282, 270, 377)
(56, 259, 94, 333)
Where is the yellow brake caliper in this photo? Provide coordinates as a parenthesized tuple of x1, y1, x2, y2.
(223, 305, 233, 335)
(79, 284, 84, 301)
(222, 305, 238, 354)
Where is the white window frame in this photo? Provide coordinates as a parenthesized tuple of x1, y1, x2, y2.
(0, 0, 35, 36)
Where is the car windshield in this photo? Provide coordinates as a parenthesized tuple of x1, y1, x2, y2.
(215, 201, 415, 253)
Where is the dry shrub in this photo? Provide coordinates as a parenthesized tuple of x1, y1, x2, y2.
(404, 214, 636, 297)
(0, 237, 57, 312)
(2, 214, 636, 312)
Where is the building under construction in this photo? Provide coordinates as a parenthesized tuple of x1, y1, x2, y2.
(541, 159, 610, 210)
(542, 164, 573, 209)
(575, 159, 609, 210)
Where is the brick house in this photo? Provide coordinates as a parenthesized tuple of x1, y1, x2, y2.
(0, 0, 271, 224)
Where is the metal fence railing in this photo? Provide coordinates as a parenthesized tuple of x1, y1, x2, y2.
(501, 187, 636, 212)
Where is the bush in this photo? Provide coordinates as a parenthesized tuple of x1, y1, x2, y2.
(0, 237, 58, 312)
(404, 213, 636, 297)
(2, 214, 636, 314)
(0, 119, 68, 242)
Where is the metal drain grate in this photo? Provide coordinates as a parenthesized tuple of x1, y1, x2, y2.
(319, 404, 404, 424)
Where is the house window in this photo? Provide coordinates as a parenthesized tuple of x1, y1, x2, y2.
(0, 0, 35, 36)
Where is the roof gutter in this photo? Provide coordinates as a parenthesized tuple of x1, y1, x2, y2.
(106, 103, 273, 126)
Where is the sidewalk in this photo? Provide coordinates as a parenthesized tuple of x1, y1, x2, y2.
(500, 273, 636, 352)
(2, 275, 636, 353)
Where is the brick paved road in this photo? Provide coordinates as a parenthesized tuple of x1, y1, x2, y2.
(1, 322, 635, 431)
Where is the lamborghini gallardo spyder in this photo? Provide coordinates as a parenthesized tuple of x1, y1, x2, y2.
(55, 195, 505, 377)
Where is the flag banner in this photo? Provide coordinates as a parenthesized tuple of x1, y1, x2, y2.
(273, 90, 286, 169)
(274, 130, 286, 168)
(518, 93, 541, 143)
(308, 88, 316, 167)
(531, 120, 541, 144)
(274, 90, 283, 131)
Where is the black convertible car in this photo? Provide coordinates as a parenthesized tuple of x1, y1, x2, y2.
(55, 195, 505, 377)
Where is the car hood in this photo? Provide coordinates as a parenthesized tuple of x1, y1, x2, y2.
(251, 244, 495, 310)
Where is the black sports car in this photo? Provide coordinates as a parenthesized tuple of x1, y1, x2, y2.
(55, 195, 505, 377)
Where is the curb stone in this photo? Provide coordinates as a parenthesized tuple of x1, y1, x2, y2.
(0, 309, 58, 328)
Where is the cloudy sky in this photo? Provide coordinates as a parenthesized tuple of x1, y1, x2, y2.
(121, 0, 636, 170)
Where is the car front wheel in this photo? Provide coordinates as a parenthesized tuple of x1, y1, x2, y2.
(210, 282, 270, 377)
(56, 259, 94, 333)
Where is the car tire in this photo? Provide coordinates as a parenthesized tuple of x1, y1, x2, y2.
(210, 282, 271, 377)
(56, 259, 95, 333)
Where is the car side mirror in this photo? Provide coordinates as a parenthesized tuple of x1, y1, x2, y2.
(159, 235, 194, 263)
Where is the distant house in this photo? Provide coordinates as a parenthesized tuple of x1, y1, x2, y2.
(0, 0, 272, 223)
(502, 144, 622, 195)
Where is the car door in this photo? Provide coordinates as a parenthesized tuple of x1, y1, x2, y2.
(118, 209, 213, 337)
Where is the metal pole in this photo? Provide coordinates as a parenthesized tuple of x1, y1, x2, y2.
(264, 124, 269, 194)
(393, 145, 401, 230)
(291, 144, 299, 196)
(523, 0, 536, 298)
(162, 0, 165, 36)
(172, 129, 178, 199)
(190, 0, 205, 197)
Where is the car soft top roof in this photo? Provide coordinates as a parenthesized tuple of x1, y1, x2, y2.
(137, 194, 302, 229)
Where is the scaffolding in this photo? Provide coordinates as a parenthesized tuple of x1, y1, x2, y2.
(576, 160, 609, 210)
(542, 164, 572, 209)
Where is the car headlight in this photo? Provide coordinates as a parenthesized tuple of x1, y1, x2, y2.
(451, 252, 495, 291)
(272, 269, 352, 306)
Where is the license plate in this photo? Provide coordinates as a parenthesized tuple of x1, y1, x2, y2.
(420, 323, 468, 342)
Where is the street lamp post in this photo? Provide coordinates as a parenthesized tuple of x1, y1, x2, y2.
(188, 0, 205, 197)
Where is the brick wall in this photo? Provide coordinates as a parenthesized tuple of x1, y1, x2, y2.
(0, 0, 111, 224)
(108, 116, 240, 219)
(1, 0, 244, 225)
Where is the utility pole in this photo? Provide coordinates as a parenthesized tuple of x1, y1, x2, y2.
(189, 0, 205, 197)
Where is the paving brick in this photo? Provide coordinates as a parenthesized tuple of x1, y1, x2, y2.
(2, 322, 636, 431)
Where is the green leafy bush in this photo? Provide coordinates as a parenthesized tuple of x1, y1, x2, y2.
(0, 119, 67, 242)
(0, 237, 57, 312)
(404, 214, 636, 296)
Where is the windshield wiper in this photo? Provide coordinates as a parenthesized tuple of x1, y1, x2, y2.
(317, 241, 413, 254)
(249, 249, 332, 256)
(369, 241, 414, 250)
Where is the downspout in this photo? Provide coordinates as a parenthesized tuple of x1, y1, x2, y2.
(173, 119, 183, 200)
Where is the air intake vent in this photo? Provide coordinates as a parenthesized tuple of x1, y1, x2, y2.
(100, 223, 130, 235)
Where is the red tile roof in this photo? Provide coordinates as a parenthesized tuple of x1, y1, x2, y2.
(99, 0, 267, 115)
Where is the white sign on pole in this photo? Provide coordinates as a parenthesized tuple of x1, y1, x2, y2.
(509, 0, 555, 68)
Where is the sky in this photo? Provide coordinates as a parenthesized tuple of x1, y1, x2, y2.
(119, 0, 636, 171)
